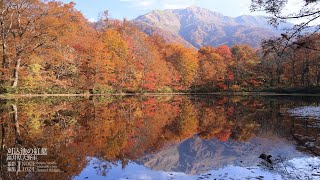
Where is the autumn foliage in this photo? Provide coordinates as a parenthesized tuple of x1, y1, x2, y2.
(0, 1, 319, 94)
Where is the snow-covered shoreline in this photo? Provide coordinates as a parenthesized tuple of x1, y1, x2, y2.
(288, 106, 320, 120)
(75, 157, 320, 180)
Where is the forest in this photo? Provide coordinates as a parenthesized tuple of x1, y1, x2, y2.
(0, 0, 320, 94)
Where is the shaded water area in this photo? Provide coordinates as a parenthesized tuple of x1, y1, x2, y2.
(0, 95, 319, 179)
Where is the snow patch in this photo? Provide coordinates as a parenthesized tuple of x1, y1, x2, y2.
(274, 157, 320, 180)
(288, 106, 320, 120)
(75, 157, 320, 180)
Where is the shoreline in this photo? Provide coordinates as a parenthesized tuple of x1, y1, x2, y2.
(1, 92, 320, 99)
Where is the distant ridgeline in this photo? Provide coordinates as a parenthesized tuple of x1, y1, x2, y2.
(0, 1, 319, 94)
(133, 7, 293, 48)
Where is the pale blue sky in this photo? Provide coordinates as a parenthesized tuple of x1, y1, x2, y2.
(60, 0, 303, 22)
(60, 0, 258, 21)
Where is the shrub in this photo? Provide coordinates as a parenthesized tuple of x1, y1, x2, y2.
(157, 86, 173, 93)
(92, 84, 114, 94)
(230, 85, 241, 91)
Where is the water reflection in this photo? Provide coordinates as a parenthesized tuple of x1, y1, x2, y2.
(0, 95, 319, 179)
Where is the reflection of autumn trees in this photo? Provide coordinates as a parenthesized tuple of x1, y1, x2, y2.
(198, 107, 232, 141)
(165, 100, 199, 140)
(195, 96, 262, 142)
(0, 96, 318, 179)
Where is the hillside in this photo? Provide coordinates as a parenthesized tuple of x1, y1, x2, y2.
(133, 7, 292, 48)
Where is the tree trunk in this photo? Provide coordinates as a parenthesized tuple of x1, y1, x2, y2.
(0, 7, 9, 81)
(12, 54, 21, 88)
(276, 59, 281, 86)
(317, 63, 320, 86)
(1, 41, 7, 69)
(291, 54, 296, 86)
(0, 2, 5, 69)
(12, 104, 21, 144)
(305, 59, 310, 87)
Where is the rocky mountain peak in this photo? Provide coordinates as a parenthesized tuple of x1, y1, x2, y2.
(133, 7, 292, 48)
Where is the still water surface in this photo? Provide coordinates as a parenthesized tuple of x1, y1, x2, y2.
(0, 95, 319, 179)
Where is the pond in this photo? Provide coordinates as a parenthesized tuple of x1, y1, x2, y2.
(0, 95, 319, 180)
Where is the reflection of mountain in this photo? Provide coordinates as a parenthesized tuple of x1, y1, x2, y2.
(0, 96, 319, 179)
(137, 135, 302, 175)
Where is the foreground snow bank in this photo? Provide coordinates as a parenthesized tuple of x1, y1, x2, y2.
(160, 157, 320, 180)
(191, 157, 320, 180)
(281, 157, 320, 179)
(288, 106, 320, 120)
(75, 157, 320, 180)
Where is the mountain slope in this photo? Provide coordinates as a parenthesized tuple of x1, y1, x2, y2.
(133, 7, 292, 48)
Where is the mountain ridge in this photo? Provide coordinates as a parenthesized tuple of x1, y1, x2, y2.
(133, 7, 292, 48)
